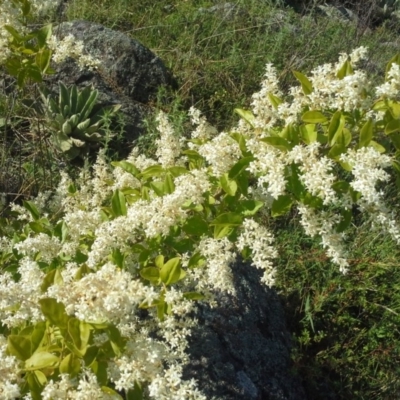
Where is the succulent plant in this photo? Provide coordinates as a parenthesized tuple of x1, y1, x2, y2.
(39, 82, 121, 159)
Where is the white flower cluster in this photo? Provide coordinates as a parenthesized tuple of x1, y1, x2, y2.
(14, 233, 62, 263)
(0, 259, 44, 327)
(0, 335, 21, 400)
(198, 131, 241, 177)
(196, 237, 237, 294)
(237, 219, 278, 286)
(376, 62, 400, 99)
(46, 262, 158, 324)
(46, 34, 101, 70)
(298, 205, 349, 273)
(251, 63, 283, 129)
(246, 138, 288, 200)
(251, 47, 370, 128)
(156, 111, 182, 168)
(288, 142, 337, 205)
(340, 147, 400, 243)
(341, 147, 391, 206)
(41, 370, 117, 400)
(188, 107, 218, 141)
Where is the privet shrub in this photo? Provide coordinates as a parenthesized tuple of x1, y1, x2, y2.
(1, 45, 400, 398)
(2, 1, 400, 399)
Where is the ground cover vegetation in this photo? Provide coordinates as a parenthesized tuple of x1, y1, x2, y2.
(2, 0, 400, 399)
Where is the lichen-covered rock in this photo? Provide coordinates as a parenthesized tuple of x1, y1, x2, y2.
(45, 20, 175, 149)
(184, 258, 307, 400)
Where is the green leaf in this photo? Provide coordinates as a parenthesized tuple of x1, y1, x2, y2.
(211, 212, 243, 227)
(183, 292, 205, 301)
(388, 101, 400, 119)
(230, 132, 248, 154)
(140, 267, 160, 283)
(336, 209, 352, 233)
(280, 124, 300, 144)
(107, 325, 126, 357)
(35, 24, 52, 49)
(385, 54, 400, 81)
(302, 111, 327, 124)
(80, 89, 98, 121)
(301, 124, 317, 144)
(160, 257, 183, 286)
(109, 248, 125, 269)
(35, 48, 52, 74)
(126, 382, 143, 400)
(328, 111, 345, 146)
(34, 370, 47, 386)
(164, 173, 175, 194)
(8, 335, 32, 360)
(157, 301, 167, 321)
(83, 346, 98, 366)
(111, 161, 140, 177)
(234, 108, 254, 127)
(101, 387, 123, 399)
(31, 322, 46, 354)
(332, 181, 350, 194)
(328, 142, 346, 159)
(28, 221, 47, 234)
(91, 360, 108, 386)
(389, 132, 400, 150)
(168, 166, 188, 177)
(293, 70, 313, 95)
(287, 165, 305, 200)
(140, 165, 164, 179)
(236, 172, 249, 196)
(150, 181, 165, 197)
(220, 173, 238, 196)
(69, 85, 78, 115)
(68, 318, 91, 355)
(385, 119, 400, 135)
(111, 189, 127, 217)
(268, 92, 283, 109)
(359, 119, 373, 148)
(271, 195, 293, 217)
(261, 136, 292, 151)
(23, 200, 40, 220)
(21, 0, 31, 16)
(54, 221, 68, 244)
(53, 131, 73, 152)
(228, 157, 254, 179)
(41, 268, 63, 292)
(237, 200, 264, 216)
(4, 25, 24, 42)
(369, 140, 386, 153)
(25, 352, 59, 370)
(60, 353, 81, 376)
(336, 59, 353, 79)
(188, 253, 206, 269)
(27, 371, 45, 400)
(62, 120, 72, 135)
(39, 298, 68, 329)
(155, 255, 164, 269)
(182, 215, 209, 236)
(181, 150, 203, 162)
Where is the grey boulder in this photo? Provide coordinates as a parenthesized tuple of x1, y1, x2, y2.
(44, 20, 175, 149)
(183, 258, 307, 400)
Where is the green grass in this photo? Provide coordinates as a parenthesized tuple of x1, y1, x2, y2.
(62, 0, 400, 131)
(2, 1, 400, 398)
(272, 212, 400, 399)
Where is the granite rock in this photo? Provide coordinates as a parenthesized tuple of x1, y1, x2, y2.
(44, 20, 175, 149)
(183, 258, 307, 400)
